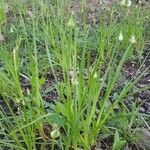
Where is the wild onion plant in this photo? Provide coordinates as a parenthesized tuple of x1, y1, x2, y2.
(0, 0, 149, 149)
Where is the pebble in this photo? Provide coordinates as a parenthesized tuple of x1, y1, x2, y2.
(146, 107, 150, 115)
(145, 102, 150, 107)
(139, 107, 145, 113)
(138, 128, 150, 149)
(144, 103, 150, 110)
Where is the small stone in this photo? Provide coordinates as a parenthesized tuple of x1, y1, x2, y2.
(138, 128, 150, 149)
(146, 107, 150, 115)
(145, 102, 150, 107)
(139, 107, 145, 113)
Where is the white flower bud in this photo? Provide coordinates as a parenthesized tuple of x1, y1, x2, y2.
(0, 33, 5, 42)
(10, 27, 14, 33)
(51, 124, 60, 139)
(93, 73, 98, 78)
(118, 31, 123, 41)
(69, 71, 74, 77)
(27, 10, 33, 17)
(71, 11, 74, 15)
(27, 88, 30, 95)
(120, 0, 126, 6)
(51, 128, 60, 139)
(71, 77, 79, 85)
(129, 34, 136, 44)
(67, 18, 75, 27)
(127, 0, 132, 7)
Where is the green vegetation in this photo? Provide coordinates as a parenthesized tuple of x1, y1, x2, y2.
(0, 0, 149, 149)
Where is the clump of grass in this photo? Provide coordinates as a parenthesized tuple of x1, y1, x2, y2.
(0, 0, 149, 149)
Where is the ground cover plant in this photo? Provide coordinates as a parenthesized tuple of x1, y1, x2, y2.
(0, 0, 150, 149)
